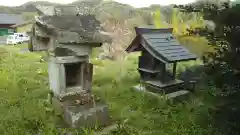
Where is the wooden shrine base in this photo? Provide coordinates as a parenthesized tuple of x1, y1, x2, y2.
(145, 79, 184, 89)
(133, 84, 190, 101)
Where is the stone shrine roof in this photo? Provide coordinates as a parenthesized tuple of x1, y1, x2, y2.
(34, 5, 111, 44)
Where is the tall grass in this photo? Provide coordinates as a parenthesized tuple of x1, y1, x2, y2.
(0, 46, 52, 135)
(0, 5, 223, 134)
(0, 44, 224, 135)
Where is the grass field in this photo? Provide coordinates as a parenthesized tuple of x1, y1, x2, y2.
(0, 42, 225, 135)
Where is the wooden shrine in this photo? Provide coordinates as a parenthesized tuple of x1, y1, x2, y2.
(28, 5, 112, 129)
(126, 27, 197, 94)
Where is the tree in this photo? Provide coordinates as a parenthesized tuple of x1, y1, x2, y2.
(175, 1, 240, 88)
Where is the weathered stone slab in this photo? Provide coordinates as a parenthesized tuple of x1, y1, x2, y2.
(133, 84, 164, 98)
(63, 102, 110, 128)
(165, 90, 190, 101)
(58, 90, 88, 102)
(49, 56, 89, 64)
(52, 96, 110, 128)
(133, 84, 190, 102)
(60, 44, 93, 56)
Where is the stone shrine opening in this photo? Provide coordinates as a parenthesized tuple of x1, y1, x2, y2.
(64, 62, 82, 87)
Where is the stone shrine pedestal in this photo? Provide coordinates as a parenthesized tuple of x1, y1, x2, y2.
(64, 101, 110, 128)
(49, 55, 111, 129)
(52, 96, 111, 128)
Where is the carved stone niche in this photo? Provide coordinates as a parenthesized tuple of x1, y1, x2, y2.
(49, 55, 112, 128)
(48, 55, 92, 97)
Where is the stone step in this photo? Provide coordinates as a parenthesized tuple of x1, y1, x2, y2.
(52, 96, 111, 129)
(165, 90, 190, 102)
(133, 84, 190, 102)
(146, 83, 184, 94)
(137, 80, 185, 94)
(63, 102, 111, 128)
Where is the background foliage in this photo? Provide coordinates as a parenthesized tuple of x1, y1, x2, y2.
(175, 0, 240, 89)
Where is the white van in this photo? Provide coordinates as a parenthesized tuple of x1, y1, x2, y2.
(14, 33, 30, 42)
(6, 35, 23, 45)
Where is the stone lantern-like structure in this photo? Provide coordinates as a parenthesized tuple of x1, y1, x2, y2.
(28, 5, 112, 128)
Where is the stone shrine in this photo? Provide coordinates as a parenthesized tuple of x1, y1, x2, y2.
(28, 5, 112, 128)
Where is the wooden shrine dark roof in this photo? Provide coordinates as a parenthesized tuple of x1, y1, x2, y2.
(126, 27, 197, 63)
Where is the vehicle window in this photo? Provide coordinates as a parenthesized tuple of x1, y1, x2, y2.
(19, 34, 23, 37)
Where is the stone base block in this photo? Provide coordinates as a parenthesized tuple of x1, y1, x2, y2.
(52, 97, 110, 128)
(64, 102, 110, 128)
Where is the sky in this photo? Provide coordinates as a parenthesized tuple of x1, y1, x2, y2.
(0, 0, 197, 7)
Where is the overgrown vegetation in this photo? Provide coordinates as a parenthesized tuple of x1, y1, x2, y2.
(1, 0, 240, 134)
(0, 44, 219, 135)
(176, 0, 240, 89)
(176, 0, 240, 134)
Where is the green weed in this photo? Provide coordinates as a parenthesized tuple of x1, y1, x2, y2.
(0, 45, 222, 135)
